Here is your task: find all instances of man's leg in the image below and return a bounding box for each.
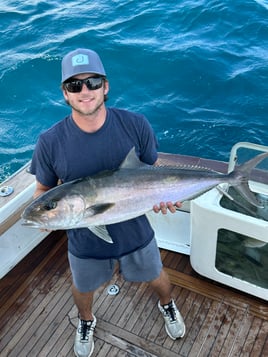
[72,284,94,320]
[148,268,172,305]
[68,253,114,357]
[120,239,186,340]
[149,268,185,340]
[72,285,96,357]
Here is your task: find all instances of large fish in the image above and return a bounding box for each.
[22,148,268,243]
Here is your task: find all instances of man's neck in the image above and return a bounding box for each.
[72,106,107,133]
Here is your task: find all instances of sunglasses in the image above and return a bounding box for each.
[64,76,104,93]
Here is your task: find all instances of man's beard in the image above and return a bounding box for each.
[68,98,104,117]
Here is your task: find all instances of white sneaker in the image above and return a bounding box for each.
[74,315,96,357]
[158,300,185,339]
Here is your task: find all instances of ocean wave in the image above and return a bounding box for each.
[0,0,268,180]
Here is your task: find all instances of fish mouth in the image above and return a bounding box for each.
[21,215,52,228]
[21,219,43,228]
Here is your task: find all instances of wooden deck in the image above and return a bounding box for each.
[0,231,268,357]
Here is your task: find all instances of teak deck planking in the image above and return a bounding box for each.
[0,231,267,357]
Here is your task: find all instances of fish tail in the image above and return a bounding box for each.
[230,152,268,207]
[232,182,261,207]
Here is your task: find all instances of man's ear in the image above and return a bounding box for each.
[62,88,68,100]
[104,80,109,95]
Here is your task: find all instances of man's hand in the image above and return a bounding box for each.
[153,201,182,214]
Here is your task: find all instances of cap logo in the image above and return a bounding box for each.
[71,54,89,67]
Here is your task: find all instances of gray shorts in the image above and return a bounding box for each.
[68,238,163,293]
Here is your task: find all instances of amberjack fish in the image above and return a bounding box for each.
[22,148,268,243]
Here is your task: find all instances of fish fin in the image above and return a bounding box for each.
[217,186,259,215]
[231,152,268,208]
[156,162,220,173]
[85,203,114,216]
[235,152,268,174]
[232,182,262,207]
[88,225,114,244]
[119,147,147,169]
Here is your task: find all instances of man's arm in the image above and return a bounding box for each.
[33,180,53,198]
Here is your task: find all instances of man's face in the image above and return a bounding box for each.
[63,73,109,117]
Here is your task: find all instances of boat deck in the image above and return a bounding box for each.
[0,232,267,357]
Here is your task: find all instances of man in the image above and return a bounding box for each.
[30,48,185,357]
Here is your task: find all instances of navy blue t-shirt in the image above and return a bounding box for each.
[30,107,158,259]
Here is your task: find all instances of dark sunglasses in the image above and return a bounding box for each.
[64,76,104,93]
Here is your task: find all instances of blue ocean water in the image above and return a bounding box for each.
[1,0,268,182]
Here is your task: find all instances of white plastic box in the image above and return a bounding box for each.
[190,184,268,301]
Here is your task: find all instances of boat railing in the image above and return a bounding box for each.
[228,142,268,173]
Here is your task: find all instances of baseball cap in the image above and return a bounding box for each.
[61,48,106,83]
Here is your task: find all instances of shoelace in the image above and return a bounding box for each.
[163,303,177,322]
[79,320,94,341]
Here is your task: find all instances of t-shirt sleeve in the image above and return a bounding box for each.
[138,115,158,165]
[30,135,59,187]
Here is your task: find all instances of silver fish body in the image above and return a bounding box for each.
[22,148,268,233]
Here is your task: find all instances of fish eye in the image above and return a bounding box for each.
[44,200,57,210]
